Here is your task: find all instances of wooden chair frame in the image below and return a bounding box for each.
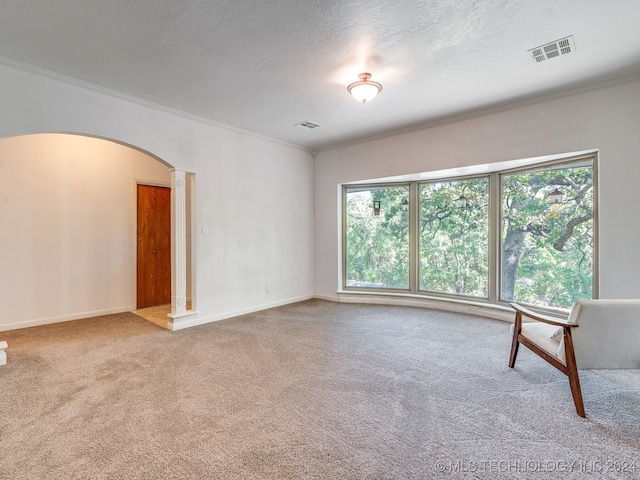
[509,303,585,417]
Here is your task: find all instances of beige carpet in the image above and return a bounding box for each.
[1,300,639,479]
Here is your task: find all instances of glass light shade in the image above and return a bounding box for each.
[350,83,379,103]
[347,73,382,104]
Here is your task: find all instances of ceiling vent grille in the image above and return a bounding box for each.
[294,121,321,129]
[529,36,575,63]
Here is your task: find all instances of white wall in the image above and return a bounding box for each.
[0,134,171,329]
[0,60,315,331]
[191,129,315,325]
[314,78,640,305]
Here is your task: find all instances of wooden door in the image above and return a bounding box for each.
[137,185,171,308]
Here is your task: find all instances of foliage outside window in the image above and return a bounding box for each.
[343,154,596,311]
[419,178,489,297]
[501,164,594,309]
[345,185,410,289]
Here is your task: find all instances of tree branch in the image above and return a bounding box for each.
[553,212,593,251]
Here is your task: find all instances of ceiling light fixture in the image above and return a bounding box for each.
[347,72,382,104]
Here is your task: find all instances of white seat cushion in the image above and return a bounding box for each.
[512,322,563,362]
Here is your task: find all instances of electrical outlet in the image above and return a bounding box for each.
[469,305,479,312]
[265,283,271,293]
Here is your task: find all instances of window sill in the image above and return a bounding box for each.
[334,290,515,322]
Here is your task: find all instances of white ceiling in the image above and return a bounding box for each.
[1,0,640,151]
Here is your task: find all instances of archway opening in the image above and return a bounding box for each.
[0,133,195,331]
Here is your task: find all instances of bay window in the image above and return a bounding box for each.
[342,153,596,310]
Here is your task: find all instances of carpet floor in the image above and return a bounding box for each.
[1,299,638,479]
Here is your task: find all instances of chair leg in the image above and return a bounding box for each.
[567,369,585,417]
[508,334,520,368]
[564,330,585,417]
[508,312,521,368]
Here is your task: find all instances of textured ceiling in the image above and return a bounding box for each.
[1,0,640,151]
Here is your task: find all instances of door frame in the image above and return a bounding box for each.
[132,170,197,326]
[132,179,171,310]
[136,183,172,309]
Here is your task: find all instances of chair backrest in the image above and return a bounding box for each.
[570,299,640,369]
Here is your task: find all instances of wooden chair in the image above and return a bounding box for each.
[509,303,584,416]
[509,300,640,418]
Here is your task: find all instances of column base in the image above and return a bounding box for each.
[0,341,7,366]
[167,310,198,320]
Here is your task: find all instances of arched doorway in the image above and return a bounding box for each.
[0,133,195,331]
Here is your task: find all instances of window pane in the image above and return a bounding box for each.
[419,178,489,297]
[501,164,593,309]
[345,186,410,289]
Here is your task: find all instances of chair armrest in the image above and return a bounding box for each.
[510,303,577,328]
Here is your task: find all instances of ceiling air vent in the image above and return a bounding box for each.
[294,121,321,129]
[529,36,575,63]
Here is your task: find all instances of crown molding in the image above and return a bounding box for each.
[316,71,640,154]
[0,55,312,154]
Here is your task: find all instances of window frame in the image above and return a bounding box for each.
[417,174,492,301]
[497,155,599,309]
[341,152,599,312]
[342,182,412,293]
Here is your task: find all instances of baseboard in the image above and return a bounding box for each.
[168,294,315,331]
[205,292,515,323]
[0,306,134,332]
[0,293,514,333]
[316,292,515,323]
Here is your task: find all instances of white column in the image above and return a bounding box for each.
[0,341,7,366]
[169,169,187,318]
